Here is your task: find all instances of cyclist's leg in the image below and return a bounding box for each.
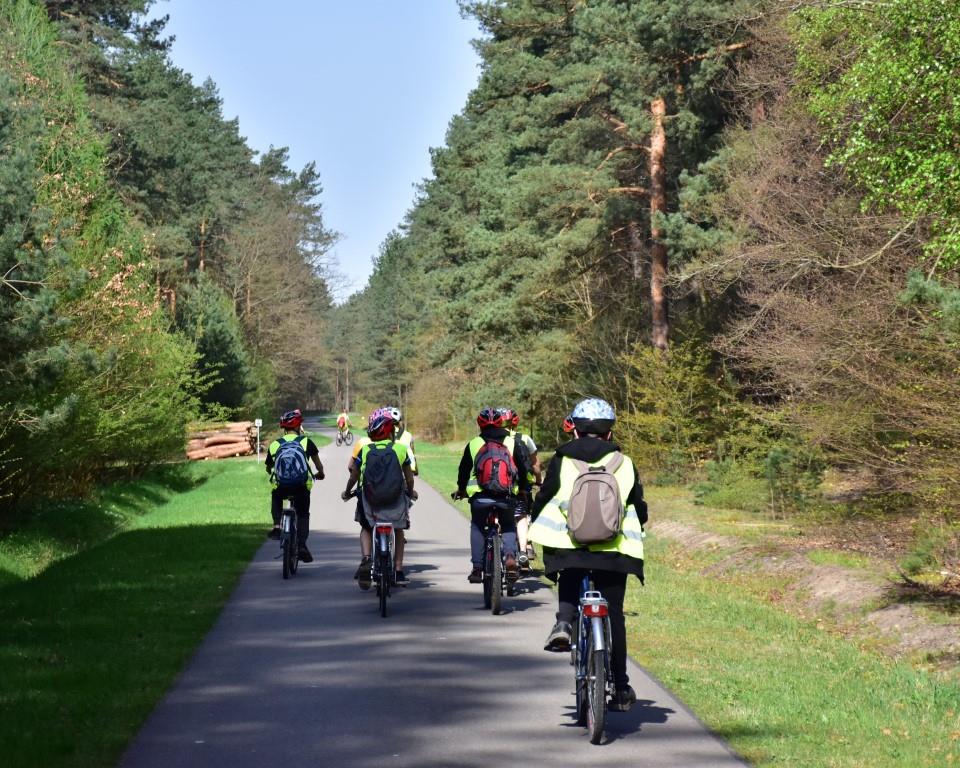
[498,501,519,562]
[468,500,487,571]
[294,486,311,545]
[270,488,283,532]
[593,570,629,688]
[544,568,582,650]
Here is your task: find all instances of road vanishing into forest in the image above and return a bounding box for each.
[119,422,747,768]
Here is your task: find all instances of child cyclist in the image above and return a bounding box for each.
[528,397,647,711]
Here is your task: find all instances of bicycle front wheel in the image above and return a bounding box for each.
[345,431,354,445]
[490,535,503,615]
[586,646,608,744]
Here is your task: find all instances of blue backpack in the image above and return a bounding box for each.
[273,436,310,488]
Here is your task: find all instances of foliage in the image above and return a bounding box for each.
[795,0,960,268]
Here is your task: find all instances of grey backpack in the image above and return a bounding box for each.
[565,453,625,545]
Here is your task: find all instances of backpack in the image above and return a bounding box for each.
[273,437,310,488]
[363,441,405,506]
[474,440,517,496]
[565,453,625,545]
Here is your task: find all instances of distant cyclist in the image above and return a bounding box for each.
[336,409,351,437]
[528,397,647,712]
[265,409,325,563]
[455,407,532,584]
[342,408,417,588]
[499,407,542,567]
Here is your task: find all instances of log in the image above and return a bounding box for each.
[204,443,253,459]
[204,434,253,448]
[187,438,206,452]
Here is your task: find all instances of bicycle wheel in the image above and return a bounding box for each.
[290,514,300,575]
[378,551,390,617]
[490,535,503,615]
[586,646,608,744]
[281,519,293,580]
[345,431,354,445]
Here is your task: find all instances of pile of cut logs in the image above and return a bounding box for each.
[186,421,257,460]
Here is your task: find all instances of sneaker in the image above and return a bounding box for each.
[268,527,281,540]
[394,570,409,585]
[544,621,573,652]
[610,685,637,712]
[356,556,372,590]
[467,567,484,584]
[525,545,536,561]
[297,544,313,563]
[504,554,519,582]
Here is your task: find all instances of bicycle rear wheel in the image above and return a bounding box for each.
[378,551,390,617]
[281,526,293,580]
[490,535,503,615]
[586,646,608,744]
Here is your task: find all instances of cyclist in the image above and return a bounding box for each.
[387,406,418,475]
[336,409,351,438]
[341,408,417,588]
[454,407,532,584]
[499,407,542,568]
[528,397,647,712]
[265,409,325,562]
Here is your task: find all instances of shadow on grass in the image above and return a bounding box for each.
[0,521,263,768]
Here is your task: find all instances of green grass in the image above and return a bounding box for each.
[807,548,876,570]
[414,439,470,517]
[0,459,269,768]
[416,440,960,767]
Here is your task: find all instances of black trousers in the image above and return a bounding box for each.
[557,569,629,688]
[271,486,311,544]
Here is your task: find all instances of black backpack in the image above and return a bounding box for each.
[273,436,310,488]
[363,441,405,506]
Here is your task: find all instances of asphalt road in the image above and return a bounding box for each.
[119,427,747,768]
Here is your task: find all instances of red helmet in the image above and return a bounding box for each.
[499,407,519,428]
[280,409,302,430]
[367,408,394,440]
[477,407,502,429]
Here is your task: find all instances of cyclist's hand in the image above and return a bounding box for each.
[314,471,324,480]
[341,490,353,501]
[408,489,419,501]
[451,490,464,501]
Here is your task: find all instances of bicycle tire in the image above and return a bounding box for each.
[290,513,300,575]
[587,646,608,744]
[345,431,354,445]
[281,522,292,580]
[490,535,503,615]
[379,552,389,617]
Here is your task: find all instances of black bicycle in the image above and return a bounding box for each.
[335,427,354,447]
[572,573,614,743]
[461,495,519,614]
[279,497,299,580]
[371,518,395,618]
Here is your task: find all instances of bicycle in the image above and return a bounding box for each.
[456,494,518,614]
[279,497,299,580]
[335,427,354,447]
[371,517,395,618]
[572,573,614,744]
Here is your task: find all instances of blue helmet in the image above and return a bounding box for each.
[570,398,615,436]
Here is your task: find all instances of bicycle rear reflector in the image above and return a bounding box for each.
[583,602,609,618]
[375,525,392,535]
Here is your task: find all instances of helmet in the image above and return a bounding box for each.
[498,407,519,428]
[561,414,575,433]
[570,397,615,435]
[386,406,402,423]
[279,409,302,430]
[367,408,394,440]
[476,407,503,429]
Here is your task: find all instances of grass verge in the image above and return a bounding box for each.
[0,459,270,768]
[416,439,960,767]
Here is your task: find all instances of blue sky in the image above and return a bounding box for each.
[152,1,482,296]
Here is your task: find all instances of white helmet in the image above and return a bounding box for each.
[386,406,402,423]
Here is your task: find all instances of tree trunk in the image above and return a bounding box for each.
[648,96,669,350]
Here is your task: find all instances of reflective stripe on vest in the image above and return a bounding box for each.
[528,452,644,559]
[465,434,517,496]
